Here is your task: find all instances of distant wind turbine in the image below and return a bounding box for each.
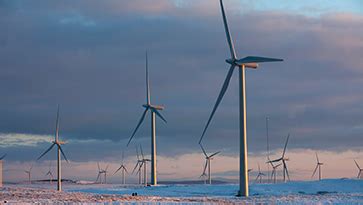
[254,164,265,183]
[127,51,167,186]
[24,164,33,184]
[96,163,108,184]
[354,160,362,179]
[200,144,220,185]
[37,105,69,191]
[139,145,150,186]
[267,134,290,182]
[312,152,324,181]
[114,151,128,184]
[45,162,54,184]
[132,146,144,185]
[198,0,283,197]
[268,160,282,184]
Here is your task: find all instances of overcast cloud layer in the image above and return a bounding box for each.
[0,0,362,181]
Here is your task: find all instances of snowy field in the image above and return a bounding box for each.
[1,179,363,204]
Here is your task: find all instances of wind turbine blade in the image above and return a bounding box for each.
[146,51,150,105]
[140,145,144,159]
[0,154,6,160]
[136,146,140,160]
[282,134,290,158]
[123,166,129,174]
[58,145,69,162]
[311,165,318,178]
[258,164,261,173]
[127,108,148,146]
[37,143,56,160]
[268,158,282,163]
[316,152,320,163]
[219,0,236,59]
[236,56,283,64]
[152,108,167,123]
[97,162,100,171]
[199,144,208,157]
[55,105,60,142]
[354,160,361,170]
[202,160,208,174]
[199,65,235,144]
[132,162,140,174]
[254,175,260,183]
[358,170,362,179]
[210,151,221,158]
[284,161,290,181]
[105,165,109,171]
[121,151,125,164]
[96,173,101,182]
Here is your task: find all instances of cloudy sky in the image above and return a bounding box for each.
[0,0,362,183]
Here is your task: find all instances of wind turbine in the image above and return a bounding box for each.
[254,164,265,183]
[267,134,290,182]
[96,163,109,184]
[0,154,6,160]
[45,162,54,184]
[132,146,144,185]
[96,162,103,184]
[354,160,362,179]
[139,145,150,186]
[114,151,128,184]
[37,105,69,191]
[200,144,220,184]
[312,153,323,181]
[198,0,283,196]
[24,164,33,184]
[127,51,167,186]
[268,161,282,184]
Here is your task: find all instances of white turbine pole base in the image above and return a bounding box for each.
[57,146,61,191]
[151,112,157,185]
[122,170,125,185]
[208,159,211,184]
[238,65,249,197]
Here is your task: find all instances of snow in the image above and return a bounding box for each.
[2,179,363,204]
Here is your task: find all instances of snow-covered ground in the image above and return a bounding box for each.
[2,179,363,204]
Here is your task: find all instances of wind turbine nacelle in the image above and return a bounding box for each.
[244,63,258,69]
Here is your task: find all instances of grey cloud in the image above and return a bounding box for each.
[0,0,362,163]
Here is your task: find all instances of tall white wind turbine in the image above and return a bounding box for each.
[312,152,323,181]
[354,160,362,179]
[200,144,220,185]
[127,52,167,186]
[198,0,283,196]
[114,151,128,184]
[37,105,69,191]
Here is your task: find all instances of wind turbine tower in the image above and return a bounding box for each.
[198,0,283,196]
